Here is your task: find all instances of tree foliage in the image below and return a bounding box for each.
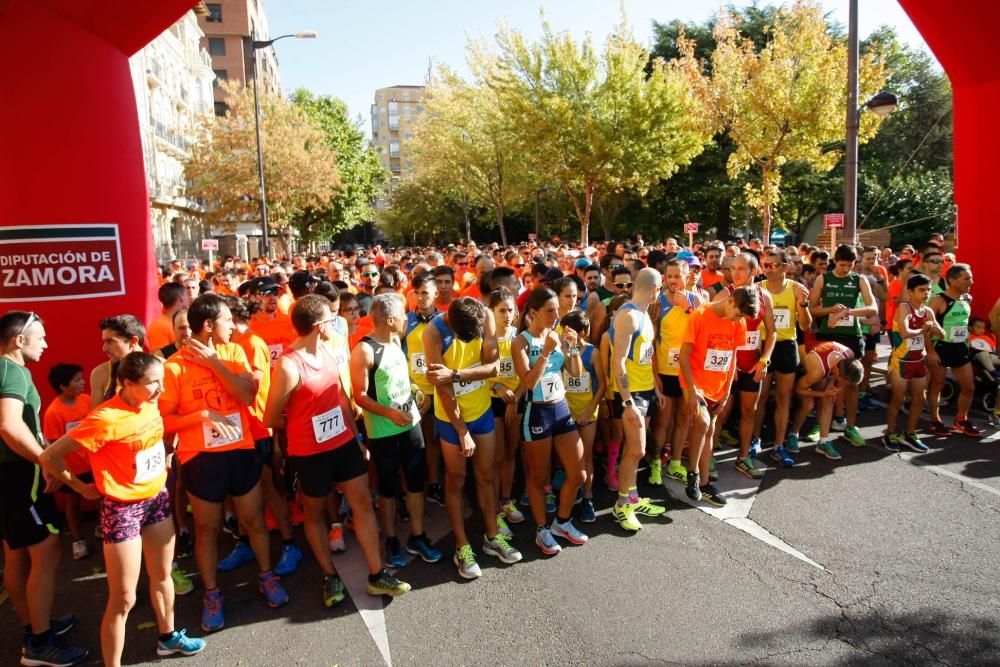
[186,80,340,233]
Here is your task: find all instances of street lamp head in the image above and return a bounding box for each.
[294,31,318,39]
[865,91,898,117]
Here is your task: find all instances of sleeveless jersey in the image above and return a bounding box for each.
[937,293,971,344]
[608,303,655,392]
[361,336,419,439]
[810,340,852,376]
[565,344,598,420]
[283,345,354,457]
[403,309,440,396]
[431,315,491,422]
[768,280,798,342]
[492,326,520,392]
[520,330,566,403]
[890,302,929,364]
[656,291,697,377]
[818,272,862,337]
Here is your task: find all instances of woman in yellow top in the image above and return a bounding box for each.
[487,287,525,530]
[40,352,206,665]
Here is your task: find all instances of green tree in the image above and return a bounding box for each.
[376,175,472,246]
[489,15,713,246]
[186,81,340,235]
[290,89,387,242]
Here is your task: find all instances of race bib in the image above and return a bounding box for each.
[836,314,856,328]
[410,352,427,375]
[908,335,925,352]
[667,348,680,369]
[951,326,969,343]
[539,372,565,402]
[312,406,347,443]
[393,397,421,426]
[773,308,791,330]
[453,367,485,397]
[638,341,653,366]
[64,420,81,434]
[970,338,992,352]
[498,356,515,378]
[134,441,166,484]
[704,349,733,372]
[267,343,283,362]
[565,372,591,394]
[738,330,760,351]
[203,413,243,448]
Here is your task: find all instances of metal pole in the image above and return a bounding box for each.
[534,190,540,239]
[251,36,270,259]
[843,0,860,246]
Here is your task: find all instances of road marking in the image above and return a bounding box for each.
[664,449,826,571]
[899,451,1000,497]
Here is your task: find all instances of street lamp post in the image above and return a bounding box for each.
[249,30,316,258]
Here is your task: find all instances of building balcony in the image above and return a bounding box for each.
[153,119,192,156]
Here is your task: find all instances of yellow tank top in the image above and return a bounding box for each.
[768,280,798,342]
[656,294,694,377]
[431,316,491,422]
[610,304,655,393]
[492,327,520,391]
[403,312,435,395]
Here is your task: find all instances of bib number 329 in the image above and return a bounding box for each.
[704,349,733,372]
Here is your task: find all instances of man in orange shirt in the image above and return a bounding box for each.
[247,277,296,365]
[700,243,725,290]
[678,288,758,505]
[147,283,186,354]
[159,294,288,633]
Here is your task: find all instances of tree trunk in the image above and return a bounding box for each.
[496,203,507,247]
[761,204,771,246]
[716,196,732,241]
[461,193,471,243]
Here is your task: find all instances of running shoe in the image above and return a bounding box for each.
[483,533,522,564]
[274,543,303,576]
[171,563,194,596]
[718,429,738,447]
[51,614,76,637]
[842,426,866,448]
[927,420,951,436]
[612,503,642,532]
[648,459,662,485]
[258,571,289,608]
[217,540,254,572]
[535,527,563,555]
[857,394,878,411]
[785,434,800,454]
[735,456,762,479]
[551,518,589,545]
[21,634,87,667]
[771,446,794,468]
[699,484,727,507]
[453,544,482,579]
[200,589,224,633]
[71,539,89,561]
[902,432,930,453]
[816,440,842,460]
[222,514,238,536]
[385,537,407,569]
[632,497,666,517]
[175,531,194,559]
[748,437,762,457]
[496,513,513,538]
[322,573,346,608]
[427,483,445,507]
[803,424,821,443]
[579,498,596,523]
[552,469,566,491]
[156,629,206,657]
[881,432,902,453]
[708,457,718,481]
[502,499,525,524]
[952,419,983,438]
[666,459,688,482]
[396,504,410,524]
[367,570,411,597]
[544,491,557,514]
[328,523,346,553]
[405,534,443,563]
[604,467,620,492]
[685,471,702,502]
[831,417,847,432]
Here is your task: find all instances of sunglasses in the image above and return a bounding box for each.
[362,271,379,277]
[615,282,633,289]
[313,316,338,327]
[18,311,40,335]
[924,259,942,264]
[763,262,784,269]
[456,262,468,267]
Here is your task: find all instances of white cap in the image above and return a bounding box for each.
[583,246,598,257]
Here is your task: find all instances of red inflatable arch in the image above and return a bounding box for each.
[898,0,1000,314]
[0,1,196,402]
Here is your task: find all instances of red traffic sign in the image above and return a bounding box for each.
[201,239,219,251]
[528,233,537,241]
[824,214,844,230]
[683,222,699,234]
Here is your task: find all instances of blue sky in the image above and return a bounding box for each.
[266,1,935,134]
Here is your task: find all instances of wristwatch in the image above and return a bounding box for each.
[452,370,461,384]
[622,398,634,408]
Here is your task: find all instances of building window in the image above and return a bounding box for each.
[212,69,227,87]
[206,3,223,22]
[214,102,228,117]
[389,142,400,157]
[402,92,410,101]
[208,37,226,56]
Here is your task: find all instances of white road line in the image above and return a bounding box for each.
[899,451,1000,498]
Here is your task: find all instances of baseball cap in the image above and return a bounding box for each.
[288,270,317,292]
[677,251,702,268]
[249,276,280,295]
[574,257,592,270]
[583,246,598,257]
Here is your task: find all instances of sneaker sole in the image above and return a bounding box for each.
[367,584,411,597]
[259,588,289,609]
[816,450,842,460]
[453,556,482,580]
[504,513,526,524]
[551,527,588,545]
[21,654,88,667]
[579,515,596,524]
[901,443,929,452]
[701,497,727,507]
[534,539,562,555]
[736,465,762,479]
[483,544,523,564]
[612,512,642,532]
[157,645,206,657]
[200,622,224,634]
[770,457,793,469]
[404,546,443,563]
[633,508,666,517]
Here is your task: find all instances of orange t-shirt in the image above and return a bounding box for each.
[43,394,92,476]
[460,282,482,300]
[277,292,294,316]
[70,396,166,502]
[701,270,724,289]
[680,304,746,403]
[231,328,271,440]
[248,313,297,365]
[159,343,255,463]
[349,317,375,350]
[146,313,175,353]
[886,279,904,332]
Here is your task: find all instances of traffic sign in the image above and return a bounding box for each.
[683,222,699,234]
[528,233,537,241]
[201,239,219,251]
[823,214,844,230]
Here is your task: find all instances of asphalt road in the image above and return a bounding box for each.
[3,388,999,666]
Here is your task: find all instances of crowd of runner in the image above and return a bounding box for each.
[2,232,998,666]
